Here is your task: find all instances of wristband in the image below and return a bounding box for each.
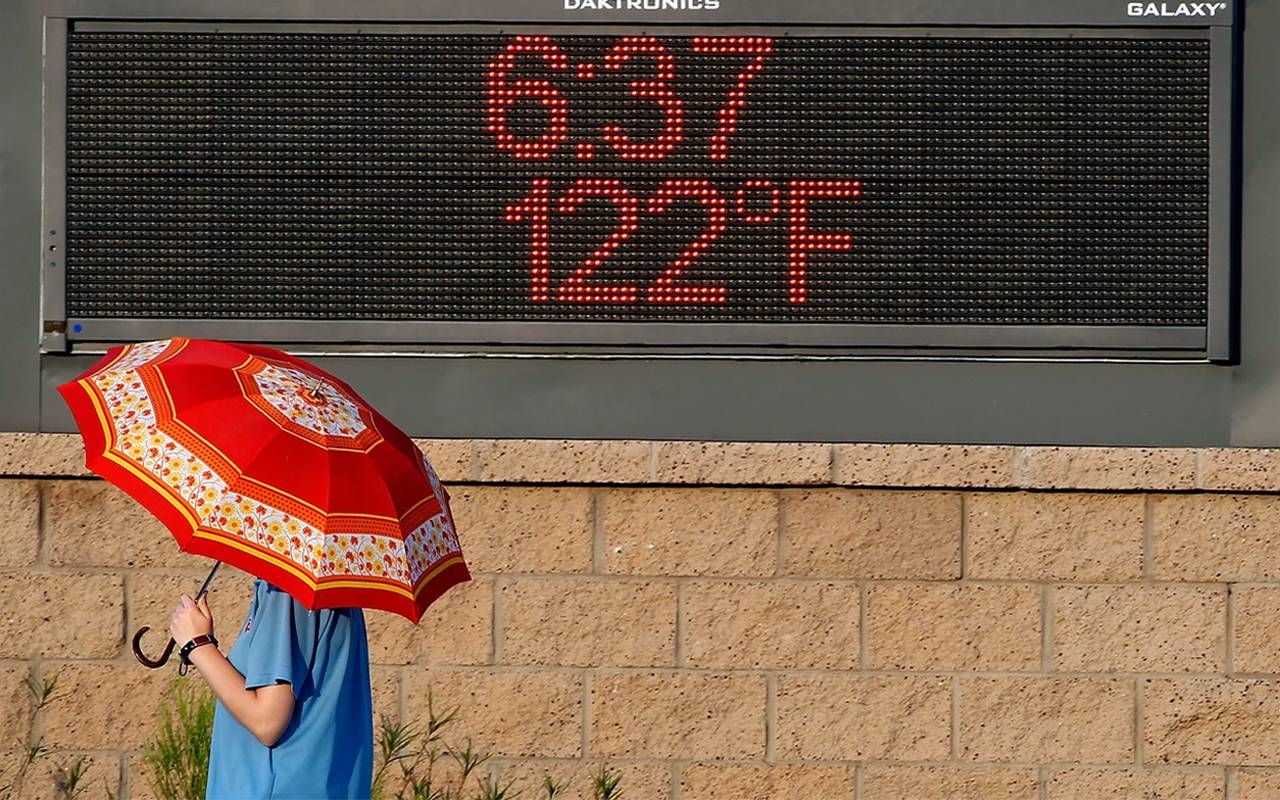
[178,633,218,675]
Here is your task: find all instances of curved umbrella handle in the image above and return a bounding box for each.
[131,560,223,671]
[132,626,175,668]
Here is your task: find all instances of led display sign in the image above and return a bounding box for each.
[41,2,1237,356]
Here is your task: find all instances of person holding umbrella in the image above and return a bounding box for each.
[169,576,373,798]
[57,337,471,799]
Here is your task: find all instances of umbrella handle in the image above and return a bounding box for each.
[130,560,223,670]
[131,626,175,668]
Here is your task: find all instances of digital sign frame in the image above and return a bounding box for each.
[38,0,1240,362]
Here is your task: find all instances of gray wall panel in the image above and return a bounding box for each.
[40,352,1232,445]
[0,0,44,430]
[6,1,1277,445]
[1226,0,1279,445]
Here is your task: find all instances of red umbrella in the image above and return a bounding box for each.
[57,337,470,669]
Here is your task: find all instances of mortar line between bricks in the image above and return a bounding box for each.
[581,670,592,759]
[858,584,868,671]
[27,659,1266,679]
[16,464,1280,495]
[14,474,1237,493]
[36,481,48,565]
[472,576,1236,589]
[1225,765,1237,799]
[1143,493,1154,581]
[1225,583,1235,676]
[121,573,131,663]
[774,489,785,577]
[850,759,1225,771]
[592,491,605,575]
[41,568,1255,588]
[853,763,862,800]
[485,758,498,791]
[764,672,776,762]
[5,747,144,757]
[493,576,506,664]
[675,579,685,668]
[1134,677,1146,767]
[423,479,1223,493]
[1042,585,1053,672]
[1039,765,1048,800]
[336,754,1226,770]
[484,755,693,765]
[671,759,687,800]
[118,751,128,800]
[31,658,44,750]
[950,675,959,759]
[398,665,407,726]
[959,492,968,579]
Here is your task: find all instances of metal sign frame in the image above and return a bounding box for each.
[39,1,1240,361]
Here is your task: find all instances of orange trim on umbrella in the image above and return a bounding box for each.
[60,337,470,625]
[83,382,202,529]
[83,355,442,533]
[158,361,440,527]
[100,429,456,602]
[189,525,466,599]
[145,366,430,533]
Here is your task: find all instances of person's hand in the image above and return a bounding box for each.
[169,594,214,644]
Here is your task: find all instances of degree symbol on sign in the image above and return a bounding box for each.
[735,179,781,224]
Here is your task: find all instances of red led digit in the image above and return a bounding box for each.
[646,179,729,304]
[735,179,780,224]
[692,36,772,161]
[557,178,641,303]
[488,36,571,159]
[505,177,553,302]
[601,37,684,161]
[787,180,862,304]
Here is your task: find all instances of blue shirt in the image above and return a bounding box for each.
[206,577,373,800]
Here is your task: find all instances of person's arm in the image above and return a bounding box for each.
[170,594,296,747]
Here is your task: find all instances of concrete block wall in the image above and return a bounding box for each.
[5,433,1280,799]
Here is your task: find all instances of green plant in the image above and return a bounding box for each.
[371,687,457,800]
[591,764,622,800]
[51,755,89,799]
[0,670,64,800]
[473,774,519,800]
[141,674,216,800]
[371,688,621,800]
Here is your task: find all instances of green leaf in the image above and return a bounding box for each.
[141,675,215,800]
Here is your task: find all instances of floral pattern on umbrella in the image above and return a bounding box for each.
[61,337,470,623]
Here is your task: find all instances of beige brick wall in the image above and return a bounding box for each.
[6,434,1280,798]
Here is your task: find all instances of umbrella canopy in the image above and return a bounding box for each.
[57,337,470,625]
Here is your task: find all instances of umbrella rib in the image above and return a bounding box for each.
[62,338,468,625]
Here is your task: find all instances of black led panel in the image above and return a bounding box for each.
[63,31,1210,328]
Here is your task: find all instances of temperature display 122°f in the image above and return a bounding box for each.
[472,33,1209,325]
[62,31,1213,330]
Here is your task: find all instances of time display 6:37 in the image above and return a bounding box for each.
[487,35,862,305]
